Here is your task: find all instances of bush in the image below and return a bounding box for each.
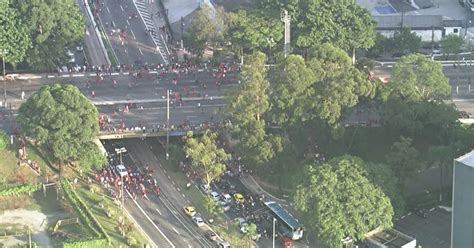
[0,182,41,197]
[0,130,8,150]
[62,238,108,248]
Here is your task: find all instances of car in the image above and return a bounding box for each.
[200,184,212,195]
[210,191,220,201]
[205,230,218,241]
[240,222,249,233]
[115,164,128,177]
[219,201,231,212]
[192,216,205,227]
[67,50,75,63]
[183,206,196,217]
[233,193,245,204]
[221,193,232,203]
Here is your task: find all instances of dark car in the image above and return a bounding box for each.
[205,230,218,241]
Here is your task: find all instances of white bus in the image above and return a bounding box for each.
[264,201,304,240]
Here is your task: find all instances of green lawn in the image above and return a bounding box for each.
[74,181,149,247]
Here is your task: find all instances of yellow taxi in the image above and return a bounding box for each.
[183,206,196,217]
[233,193,245,204]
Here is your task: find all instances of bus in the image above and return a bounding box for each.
[264,201,304,240]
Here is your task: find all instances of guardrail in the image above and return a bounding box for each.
[84,0,110,65]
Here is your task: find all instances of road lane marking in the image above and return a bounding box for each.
[139,48,143,55]
[130,29,136,39]
[47,75,55,78]
[155,208,162,215]
[72,74,84,77]
[172,227,179,234]
[129,191,175,247]
[126,20,130,27]
[120,5,124,11]
[106,6,110,13]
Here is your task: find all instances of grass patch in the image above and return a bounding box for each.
[74,181,148,247]
[0,149,20,184]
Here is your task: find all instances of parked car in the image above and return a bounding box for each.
[192,216,205,227]
[200,184,212,195]
[210,191,220,201]
[205,230,218,241]
[221,193,232,203]
[233,193,245,204]
[183,206,196,217]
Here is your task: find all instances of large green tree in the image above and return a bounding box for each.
[0,0,31,66]
[386,136,419,187]
[271,44,375,126]
[76,142,107,173]
[11,0,84,70]
[294,155,393,248]
[17,84,99,171]
[389,28,422,56]
[380,53,451,102]
[226,10,283,53]
[227,52,282,165]
[183,5,226,57]
[257,0,376,52]
[183,130,230,187]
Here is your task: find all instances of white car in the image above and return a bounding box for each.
[221,193,232,203]
[210,191,220,201]
[115,164,128,177]
[200,184,212,195]
[192,216,205,227]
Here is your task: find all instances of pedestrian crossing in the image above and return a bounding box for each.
[132,0,170,65]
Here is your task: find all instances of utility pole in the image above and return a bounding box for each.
[1,49,6,106]
[281,10,291,58]
[115,146,127,226]
[272,217,276,248]
[166,89,170,160]
[181,16,184,49]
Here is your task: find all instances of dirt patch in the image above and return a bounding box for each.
[0,209,62,247]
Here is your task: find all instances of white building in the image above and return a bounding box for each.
[373,15,463,42]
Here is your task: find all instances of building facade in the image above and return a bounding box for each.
[451,150,474,248]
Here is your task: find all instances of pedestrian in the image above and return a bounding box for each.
[21,91,25,100]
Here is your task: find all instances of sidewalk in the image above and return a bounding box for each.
[239,175,289,206]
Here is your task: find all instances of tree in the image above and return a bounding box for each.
[183,130,230,187]
[294,155,393,248]
[258,0,376,52]
[183,5,226,57]
[0,130,8,150]
[245,223,258,242]
[76,142,107,172]
[17,84,99,172]
[11,0,85,70]
[390,28,421,56]
[227,52,282,165]
[226,10,283,53]
[386,136,419,187]
[0,0,31,66]
[440,34,464,55]
[203,196,223,217]
[380,53,451,102]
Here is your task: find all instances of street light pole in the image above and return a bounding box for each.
[115,146,127,227]
[1,49,6,105]
[272,217,276,248]
[166,89,170,160]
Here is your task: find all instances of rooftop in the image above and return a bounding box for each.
[264,201,302,229]
[366,228,416,247]
[373,15,463,29]
[455,150,474,168]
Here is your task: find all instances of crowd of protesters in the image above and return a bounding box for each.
[94,153,161,204]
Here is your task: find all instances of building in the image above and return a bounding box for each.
[365,228,416,248]
[451,150,474,248]
[373,15,463,42]
[460,0,474,12]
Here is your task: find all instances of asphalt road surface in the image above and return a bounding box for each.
[94,0,167,65]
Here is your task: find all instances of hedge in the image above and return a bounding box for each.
[0,183,41,197]
[62,238,108,248]
[60,180,110,242]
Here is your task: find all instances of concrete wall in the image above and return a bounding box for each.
[451,159,474,248]
[377,27,462,42]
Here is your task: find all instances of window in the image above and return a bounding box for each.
[454,28,459,33]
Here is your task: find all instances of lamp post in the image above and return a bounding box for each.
[272,217,276,248]
[166,89,170,160]
[115,147,127,227]
[1,49,7,105]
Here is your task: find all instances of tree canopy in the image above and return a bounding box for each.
[0,0,31,66]
[294,155,393,248]
[389,28,421,56]
[226,9,283,52]
[440,34,464,55]
[380,53,451,102]
[17,84,99,167]
[257,0,376,51]
[183,5,226,57]
[10,0,85,70]
[183,130,230,187]
[227,52,282,165]
[271,44,375,126]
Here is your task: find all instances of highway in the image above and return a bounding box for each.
[93,0,169,65]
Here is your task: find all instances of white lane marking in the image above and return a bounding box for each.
[155,208,162,216]
[106,6,110,13]
[111,72,119,76]
[126,20,130,27]
[139,48,143,55]
[61,75,70,78]
[172,227,179,234]
[130,29,136,39]
[128,191,176,247]
[72,74,85,77]
[47,75,55,78]
[120,5,124,11]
